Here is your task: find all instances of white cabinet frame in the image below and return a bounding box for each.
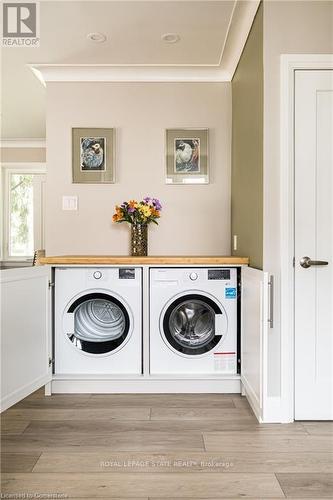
[0,266,52,411]
[1,263,270,422]
[240,267,269,422]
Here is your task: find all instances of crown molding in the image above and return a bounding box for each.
[29,0,260,85]
[220,0,260,78]
[29,64,233,84]
[0,139,46,148]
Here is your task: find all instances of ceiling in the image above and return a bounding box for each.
[1,0,258,139]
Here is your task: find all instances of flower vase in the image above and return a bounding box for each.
[131,222,148,256]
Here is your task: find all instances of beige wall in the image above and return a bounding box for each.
[263,0,333,396]
[263,0,333,275]
[231,3,263,270]
[0,148,46,163]
[45,82,231,256]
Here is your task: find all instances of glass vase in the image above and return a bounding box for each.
[131,222,148,256]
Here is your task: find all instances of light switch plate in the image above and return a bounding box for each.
[62,196,78,211]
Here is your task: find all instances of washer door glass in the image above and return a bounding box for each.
[163,294,224,355]
[67,293,130,354]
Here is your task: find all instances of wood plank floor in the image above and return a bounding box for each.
[1,389,333,499]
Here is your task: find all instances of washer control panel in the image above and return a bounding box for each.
[189,272,198,281]
[119,268,135,279]
[208,269,231,280]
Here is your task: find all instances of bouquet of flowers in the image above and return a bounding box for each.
[112,197,162,225]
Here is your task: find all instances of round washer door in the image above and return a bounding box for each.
[161,293,227,356]
[65,292,131,354]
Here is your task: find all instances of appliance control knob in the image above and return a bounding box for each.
[93,271,102,280]
[189,272,198,281]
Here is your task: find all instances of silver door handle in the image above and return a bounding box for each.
[268,275,274,329]
[300,256,329,268]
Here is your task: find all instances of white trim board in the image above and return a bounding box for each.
[51,375,241,394]
[1,162,46,170]
[29,1,260,85]
[241,375,260,421]
[29,65,231,86]
[1,163,46,262]
[280,54,333,423]
[0,139,46,149]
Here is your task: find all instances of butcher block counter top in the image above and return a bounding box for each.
[39,255,249,265]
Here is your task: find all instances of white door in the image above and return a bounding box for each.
[241,267,269,422]
[0,266,52,411]
[295,70,333,420]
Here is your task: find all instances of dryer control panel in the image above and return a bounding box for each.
[85,268,138,283]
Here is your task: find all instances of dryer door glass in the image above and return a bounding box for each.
[67,293,130,354]
[163,294,224,355]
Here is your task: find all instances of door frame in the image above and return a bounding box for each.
[280,54,333,422]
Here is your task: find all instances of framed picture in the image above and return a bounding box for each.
[165,128,209,184]
[72,128,115,183]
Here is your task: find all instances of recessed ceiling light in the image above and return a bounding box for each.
[161,33,180,44]
[87,32,107,43]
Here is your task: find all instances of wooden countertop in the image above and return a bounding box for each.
[39,255,249,265]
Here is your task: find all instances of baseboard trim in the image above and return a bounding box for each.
[51,375,241,394]
[241,374,261,421]
[262,396,282,423]
[1,374,51,412]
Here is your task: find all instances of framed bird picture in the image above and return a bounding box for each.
[165,128,209,184]
[72,128,115,183]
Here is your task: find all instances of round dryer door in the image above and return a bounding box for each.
[65,293,130,354]
[162,294,227,356]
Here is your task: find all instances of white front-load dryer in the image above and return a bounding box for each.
[55,267,142,374]
[150,268,238,375]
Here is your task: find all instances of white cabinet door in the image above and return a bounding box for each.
[1,266,52,411]
[294,70,333,420]
[241,267,269,422]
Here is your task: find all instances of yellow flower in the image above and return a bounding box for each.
[139,204,152,217]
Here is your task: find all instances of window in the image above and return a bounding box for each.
[1,164,46,260]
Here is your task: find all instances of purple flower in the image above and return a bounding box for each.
[152,198,162,211]
[143,197,151,204]
[128,207,135,213]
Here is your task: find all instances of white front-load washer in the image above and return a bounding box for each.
[55,267,142,374]
[150,268,238,375]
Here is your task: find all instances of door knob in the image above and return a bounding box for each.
[300,256,329,268]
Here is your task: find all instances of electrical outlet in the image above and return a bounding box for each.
[233,235,238,251]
